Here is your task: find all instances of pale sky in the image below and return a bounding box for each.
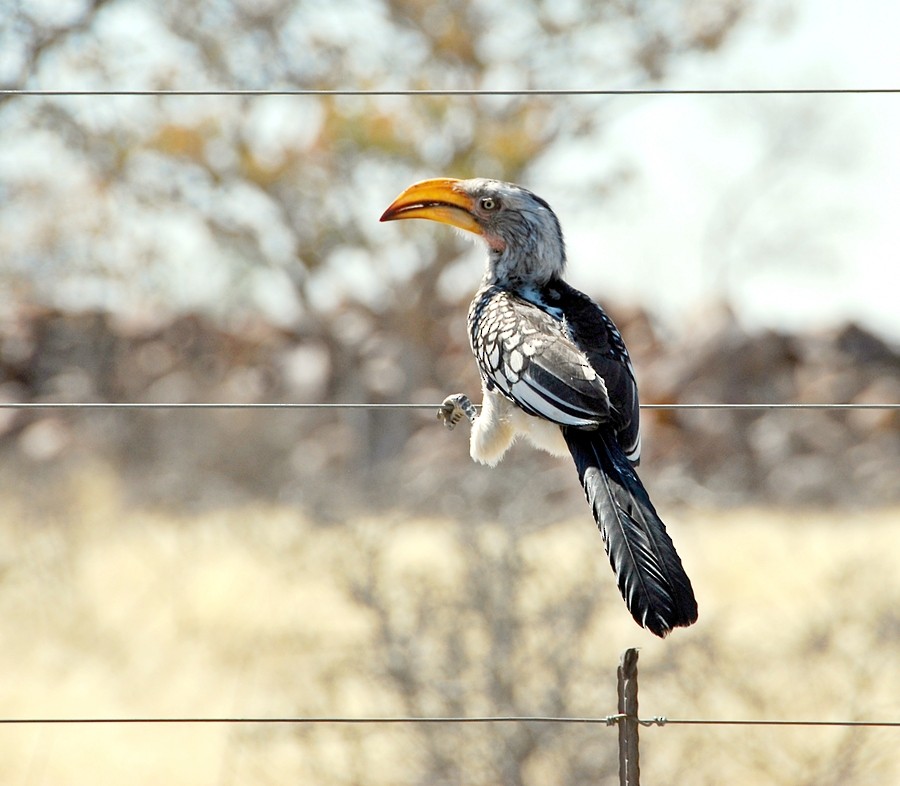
[541,0,900,341]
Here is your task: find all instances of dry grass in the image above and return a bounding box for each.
[1,464,899,785]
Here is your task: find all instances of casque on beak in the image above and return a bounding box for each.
[379,178,483,236]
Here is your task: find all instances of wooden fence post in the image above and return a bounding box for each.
[617,648,640,786]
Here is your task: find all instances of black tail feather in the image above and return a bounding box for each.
[563,427,698,637]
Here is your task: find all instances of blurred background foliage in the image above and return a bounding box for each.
[1,0,896,511]
[3,0,747,321]
[1,1,899,784]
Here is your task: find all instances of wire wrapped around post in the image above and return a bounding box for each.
[618,648,641,786]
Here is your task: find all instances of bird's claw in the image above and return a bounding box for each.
[438,393,477,430]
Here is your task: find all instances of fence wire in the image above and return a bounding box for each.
[1,715,898,728]
[4,88,900,97]
[0,402,897,411]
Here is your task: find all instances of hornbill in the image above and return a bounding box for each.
[380,178,697,637]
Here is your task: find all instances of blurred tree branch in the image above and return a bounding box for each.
[0,0,116,100]
[348,517,617,785]
[0,0,754,467]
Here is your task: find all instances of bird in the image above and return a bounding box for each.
[380,177,697,637]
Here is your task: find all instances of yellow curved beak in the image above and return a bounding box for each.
[379,178,482,235]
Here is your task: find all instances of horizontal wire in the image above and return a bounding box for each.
[0,716,614,726]
[3,88,900,97]
[661,718,900,728]
[0,402,434,411]
[1,715,897,728]
[0,402,896,411]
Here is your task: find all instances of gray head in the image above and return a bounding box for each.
[381,177,567,286]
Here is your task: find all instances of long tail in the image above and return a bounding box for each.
[563,427,698,637]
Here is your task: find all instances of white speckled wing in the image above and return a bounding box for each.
[467,285,611,427]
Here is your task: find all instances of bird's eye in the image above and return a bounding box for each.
[480,197,499,211]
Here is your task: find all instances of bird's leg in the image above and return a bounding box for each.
[438,393,477,430]
[441,389,513,466]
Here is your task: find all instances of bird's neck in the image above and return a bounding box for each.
[485,243,566,290]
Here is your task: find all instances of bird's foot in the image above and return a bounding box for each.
[438,393,477,430]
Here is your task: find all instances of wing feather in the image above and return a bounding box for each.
[468,286,611,427]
